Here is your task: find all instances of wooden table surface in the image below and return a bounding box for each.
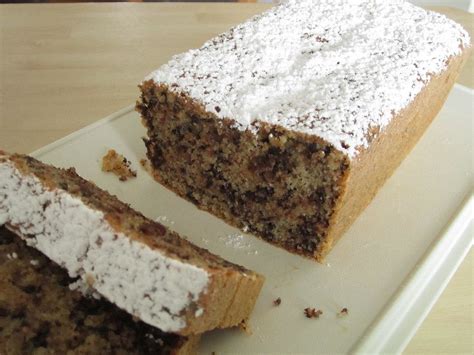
[0,3,472,353]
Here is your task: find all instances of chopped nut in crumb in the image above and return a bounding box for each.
[304,307,323,319]
[273,297,281,306]
[101,149,137,181]
[7,252,18,260]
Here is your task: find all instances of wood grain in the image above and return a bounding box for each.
[0,3,472,354]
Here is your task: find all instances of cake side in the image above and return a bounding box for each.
[0,228,199,355]
[0,153,264,335]
[138,82,350,259]
[321,49,472,259]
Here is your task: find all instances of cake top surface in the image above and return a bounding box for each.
[146,0,470,158]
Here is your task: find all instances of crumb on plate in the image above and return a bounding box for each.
[338,307,349,316]
[101,149,137,181]
[239,319,252,335]
[304,307,323,319]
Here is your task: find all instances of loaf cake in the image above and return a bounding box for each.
[137,0,471,261]
[0,228,199,355]
[0,152,264,335]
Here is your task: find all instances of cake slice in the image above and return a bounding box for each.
[137,0,471,261]
[0,228,200,355]
[0,152,264,336]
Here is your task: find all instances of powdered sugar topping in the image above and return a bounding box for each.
[147,0,470,158]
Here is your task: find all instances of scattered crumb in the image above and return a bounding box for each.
[239,319,252,335]
[30,259,39,266]
[304,307,323,319]
[101,149,137,181]
[338,307,349,316]
[273,297,282,306]
[140,157,153,173]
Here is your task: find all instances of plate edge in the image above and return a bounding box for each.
[31,105,136,158]
[351,192,473,354]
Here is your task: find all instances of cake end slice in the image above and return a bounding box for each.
[0,151,264,335]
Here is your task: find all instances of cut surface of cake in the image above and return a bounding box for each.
[0,228,200,355]
[0,152,264,335]
[137,0,471,261]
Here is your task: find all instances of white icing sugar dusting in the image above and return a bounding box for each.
[219,233,259,255]
[155,215,175,226]
[0,161,209,333]
[147,0,470,158]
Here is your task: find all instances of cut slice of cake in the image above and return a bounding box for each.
[136,0,471,261]
[0,228,200,355]
[0,152,264,336]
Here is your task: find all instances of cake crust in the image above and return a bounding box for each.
[323,51,471,257]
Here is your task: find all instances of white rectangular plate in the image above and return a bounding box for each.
[32,85,473,354]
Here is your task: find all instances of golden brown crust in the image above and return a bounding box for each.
[322,49,472,259]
